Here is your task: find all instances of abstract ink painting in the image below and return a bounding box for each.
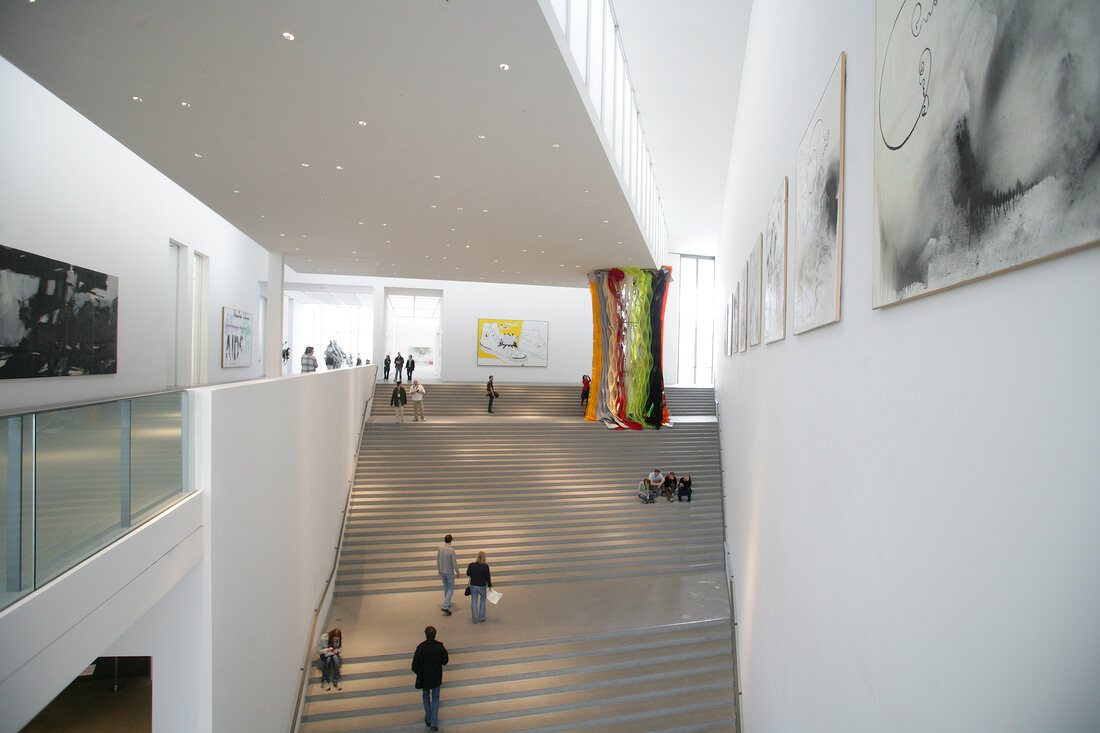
[874,1,1100,306]
[0,244,118,379]
[794,53,846,334]
[764,177,789,344]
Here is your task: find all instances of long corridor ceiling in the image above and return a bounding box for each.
[0,0,748,287]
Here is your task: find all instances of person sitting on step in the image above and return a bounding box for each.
[661,471,677,502]
[677,474,693,502]
[637,479,657,504]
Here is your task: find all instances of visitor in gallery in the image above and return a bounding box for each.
[393,352,404,382]
[436,534,459,616]
[301,346,318,373]
[581,374,591,407]
[409,379,427,421]
[647,468,664,487]
[466,551,493,623]
[383,354,391,380]
[638,479,657,503]
[391,380,408,423]
[317,627,343,691]
[406,356,415,381]
[486,375,498,413]
[661,471,678,502]
[677,474,693,502]
[411,625,449,731]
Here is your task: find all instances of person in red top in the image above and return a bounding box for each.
[581,374,591,408]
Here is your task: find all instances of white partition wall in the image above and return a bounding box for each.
[716,2,1100,732]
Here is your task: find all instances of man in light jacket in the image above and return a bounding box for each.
[436,534,460,616]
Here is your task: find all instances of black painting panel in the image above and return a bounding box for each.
[0,244,118,379]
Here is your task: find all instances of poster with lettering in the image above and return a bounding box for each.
[221,307,252,368]
[794,53,846,334]
[873,1,1100,306]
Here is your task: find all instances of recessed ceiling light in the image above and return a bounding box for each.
[522,249,527,252]
[618,241,623,244]
[603,220,609,224]
[301,162,309,167]
[499,63,510,71]
[180,101,191,108]
[494,259,499,263]
[382,223,387,227]
[433,175,441,179]
[537,235,543,238]
[282,32,295,40]
[456,207,463,211]
[301,234,307,238]
[552,143,560,148]
[578,238,583,241]
[294,246,300,250]
[281,234,287,238]
[424,255,430,258]
[477,134,486,140]
[335,165,343,170]
[351,250,357,254]
[540,250,545,254]
[430,204,437,209]
[260,214,266,218]
[233,189,240,194]
[450,228,456,232]
[465,245,470,248]
[131,95,143,102]
[193,153,203,158]
[482,209,488,213]
[442,256,448,260]
[583,189,590,193]
[385,240,391,243]
[357,120,367,126]
[358,221,364,225]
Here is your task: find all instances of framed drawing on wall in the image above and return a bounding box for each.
[730,286,739,355]
[221,307,252,368]
[738,262,748,352]
[794,52,846,334]
[477,318,548,366]
[723,302,731,357]
[873,1,1100,307]
[764,177,789,344]
[747,235,763,347]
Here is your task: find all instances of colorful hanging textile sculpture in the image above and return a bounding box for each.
[586,266,672,429]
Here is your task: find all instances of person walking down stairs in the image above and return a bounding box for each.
[412,626,449,731]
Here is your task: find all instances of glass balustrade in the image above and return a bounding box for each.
[0,391,191,612]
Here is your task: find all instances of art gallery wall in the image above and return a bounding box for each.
[0,58,270,414]
[715,2,1100,733]
[284,270,613,385]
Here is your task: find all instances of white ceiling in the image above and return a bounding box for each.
[0,0,749,287]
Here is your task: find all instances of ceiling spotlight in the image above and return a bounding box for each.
[301,162,310,167]
[282,32,295,40]
[193,153,203,158]
[499,63,510,71]
[352,250,357,254]
[358,221,364,225]
[465,245,470,248]
[430,204,437,209]
[301,234,307,238]
[180,101,191,108]
[482,209,489,213]
[552,143,560,148]
[477,134,486,140]
[131,95,143,102]
[281,234,286,238]
[294,247,300,251]
[603,220,609,224]
[433,175,441,179]
[583,188,590,193]
[357,120,367,126]
[233,189,240,194]
[335,165,343,170]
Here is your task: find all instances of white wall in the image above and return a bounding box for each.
[0,57,271,413]
[717,3,1100,732]
[197,366,375,733]
[286,271,598,384]
[0,495,204,733]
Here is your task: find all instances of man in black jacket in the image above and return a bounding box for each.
[412,626,449,731]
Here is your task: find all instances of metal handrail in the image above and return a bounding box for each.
[287,389,374,733]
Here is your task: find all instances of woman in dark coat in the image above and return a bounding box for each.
[466,551,492,623]
[383,354,391,380]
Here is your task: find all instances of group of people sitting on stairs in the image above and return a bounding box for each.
[638,467,692,503]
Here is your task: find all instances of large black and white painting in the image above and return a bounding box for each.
[874,1,1100,306]
[748,236,763,347]
[764,177,789,344]
[0,244,118,379]
[795,53,846,334]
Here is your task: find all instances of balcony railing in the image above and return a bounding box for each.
[2,390,193,612]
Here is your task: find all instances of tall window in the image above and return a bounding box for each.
[678,255,715,386]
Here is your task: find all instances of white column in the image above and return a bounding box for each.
[264,253,284,378]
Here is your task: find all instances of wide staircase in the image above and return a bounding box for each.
[303,384,736,732]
